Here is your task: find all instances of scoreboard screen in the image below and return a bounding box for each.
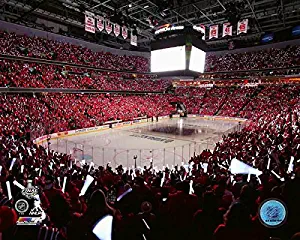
[151,46,186,72]
[189,46,206,73]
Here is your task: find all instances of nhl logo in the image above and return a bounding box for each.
[15,199,29,214]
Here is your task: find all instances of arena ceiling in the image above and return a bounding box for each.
[1,0,300,49]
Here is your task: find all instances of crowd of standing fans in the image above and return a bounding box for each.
[1,83,300,240]
[1,30,300,240]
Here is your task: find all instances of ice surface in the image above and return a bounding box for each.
[50,118,238,169]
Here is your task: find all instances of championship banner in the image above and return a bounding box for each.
[193,24,205,40]
[97,16,105,32]
[237,19,248,35]
[122,26,128,39]
[105,20,113,34]
[114,23,120,37]
[222,22,232,37]
[130,31,137,46]
[85,11,95,33]
[209,25,218,39]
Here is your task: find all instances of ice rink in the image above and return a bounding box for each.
[49,117,240,169]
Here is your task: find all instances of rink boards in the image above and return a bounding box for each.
[35,115,246,169]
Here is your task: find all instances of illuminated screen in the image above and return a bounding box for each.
[189,46,206,73]
[292,26,300,36]
[261,33,274,43]
[151,46,186,72]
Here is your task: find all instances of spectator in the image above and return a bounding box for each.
[213,202,258,240]
[68,189,119,240]
[193,191,224,240]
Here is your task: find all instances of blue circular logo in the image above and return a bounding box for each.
[259,198,287,228]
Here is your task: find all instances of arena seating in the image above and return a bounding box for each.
[1,94,175,138]
[2,85,300,240]
[0,31,149,72]
[0,60,170,91]
[205,45,300,72]
[198,87,230,115]
[2,30,300,240]
[2,84,300,240]
[217,87,256,117]
[199,67,300,80]
[175,87,206,96]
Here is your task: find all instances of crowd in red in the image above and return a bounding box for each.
[218,87,257,117]
[0,31,149,72]
[175,87,206,96]
[2,29,300,240]
[205,45,300,72]
[0,60,170,92]
[199,67,300,80]
[1,83,300,240]
[1,94,174,138]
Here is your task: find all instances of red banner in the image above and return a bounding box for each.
[130,30,137,46]
[209,25,218,39]
[122,26,128,39]
[237,19,248,35]
[85,11,95,33]
[105,20,112,34]
[222,23,232,37]
[193,24,205,40]
[97,16,104,32]
[114,23,120,37]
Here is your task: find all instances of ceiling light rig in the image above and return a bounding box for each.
[223,0,246,26]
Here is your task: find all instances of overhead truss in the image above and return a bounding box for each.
[1,0,300,47]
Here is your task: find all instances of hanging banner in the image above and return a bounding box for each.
[222,22,232,37]
[105,20,113,34]
[237,19,248,35]
[209,25,218,39]
[96,16,105,32]
[85,11,95,33]
[122,26,128,39]
[193,24,206,40]
[114,24,120,37]
[130,31,137,46]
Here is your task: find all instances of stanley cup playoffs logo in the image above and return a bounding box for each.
[14,180,46,225]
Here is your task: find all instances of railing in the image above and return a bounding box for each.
[0,54,153,75]
[0,87,164,95]
[46,138,216,169]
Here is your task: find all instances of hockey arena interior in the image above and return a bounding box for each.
[1,0,300,239]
